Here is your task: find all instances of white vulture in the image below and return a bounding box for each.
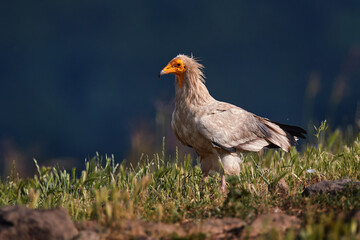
[159,54,306,191]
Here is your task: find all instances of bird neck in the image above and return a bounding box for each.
[175,70,213,106]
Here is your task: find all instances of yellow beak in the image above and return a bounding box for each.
[159,60,186,88]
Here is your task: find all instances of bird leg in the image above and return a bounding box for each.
[212,149,227,193]
[258,150,263,164]
[220,173,226,193]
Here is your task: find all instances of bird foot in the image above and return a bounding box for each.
[202,175,208,184]
[202,173,209,184]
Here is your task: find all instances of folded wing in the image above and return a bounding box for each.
[198,102,306,153]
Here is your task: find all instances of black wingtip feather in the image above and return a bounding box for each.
[270,121,307,139]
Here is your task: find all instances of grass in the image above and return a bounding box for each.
[0,122,360,239]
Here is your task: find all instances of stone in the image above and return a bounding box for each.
[182,217,246,239]
[74,221,103,240]
[75,230,100,240]
[245,213,300,238]
[268,178,289,195]
[0,205,78,240]
[108,217,246,239]
[302,179,360,196]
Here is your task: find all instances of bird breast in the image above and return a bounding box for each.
[171,100,242,176]
[171,105,213,153]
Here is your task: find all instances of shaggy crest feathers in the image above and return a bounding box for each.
[176,54,206,83]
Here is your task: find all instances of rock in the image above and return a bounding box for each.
[0,205,78,240]
[268,178,289,195]
[277,178,290,193]
[120,219,148,239]
[183,217,246,239]
[145,221,186,238]
[107,217,246,239]
[75,230,100,240]
[245,213,300,238]
[302,179,360,196]
[74,221,102,240]
[75,220,101,232]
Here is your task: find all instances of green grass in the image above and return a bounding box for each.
[0,122,360,239]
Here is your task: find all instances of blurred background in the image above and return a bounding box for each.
[0,1,359,177]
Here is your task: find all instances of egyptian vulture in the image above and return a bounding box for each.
[159,54,306,191]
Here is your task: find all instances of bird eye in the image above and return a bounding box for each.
[177,63,181,67]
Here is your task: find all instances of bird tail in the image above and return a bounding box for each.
[258,118,307,152]
[270,121,307,139]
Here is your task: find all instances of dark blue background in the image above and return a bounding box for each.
[1,1,359,175]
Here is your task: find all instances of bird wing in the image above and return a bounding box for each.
[198,102,292,152]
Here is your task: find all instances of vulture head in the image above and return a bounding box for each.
[159,54,205,88]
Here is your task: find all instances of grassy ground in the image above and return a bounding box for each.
[0,122,360,239]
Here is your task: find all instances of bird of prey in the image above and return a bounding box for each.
[159,54,306,191]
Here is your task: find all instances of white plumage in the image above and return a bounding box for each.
[159,54,306,191]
